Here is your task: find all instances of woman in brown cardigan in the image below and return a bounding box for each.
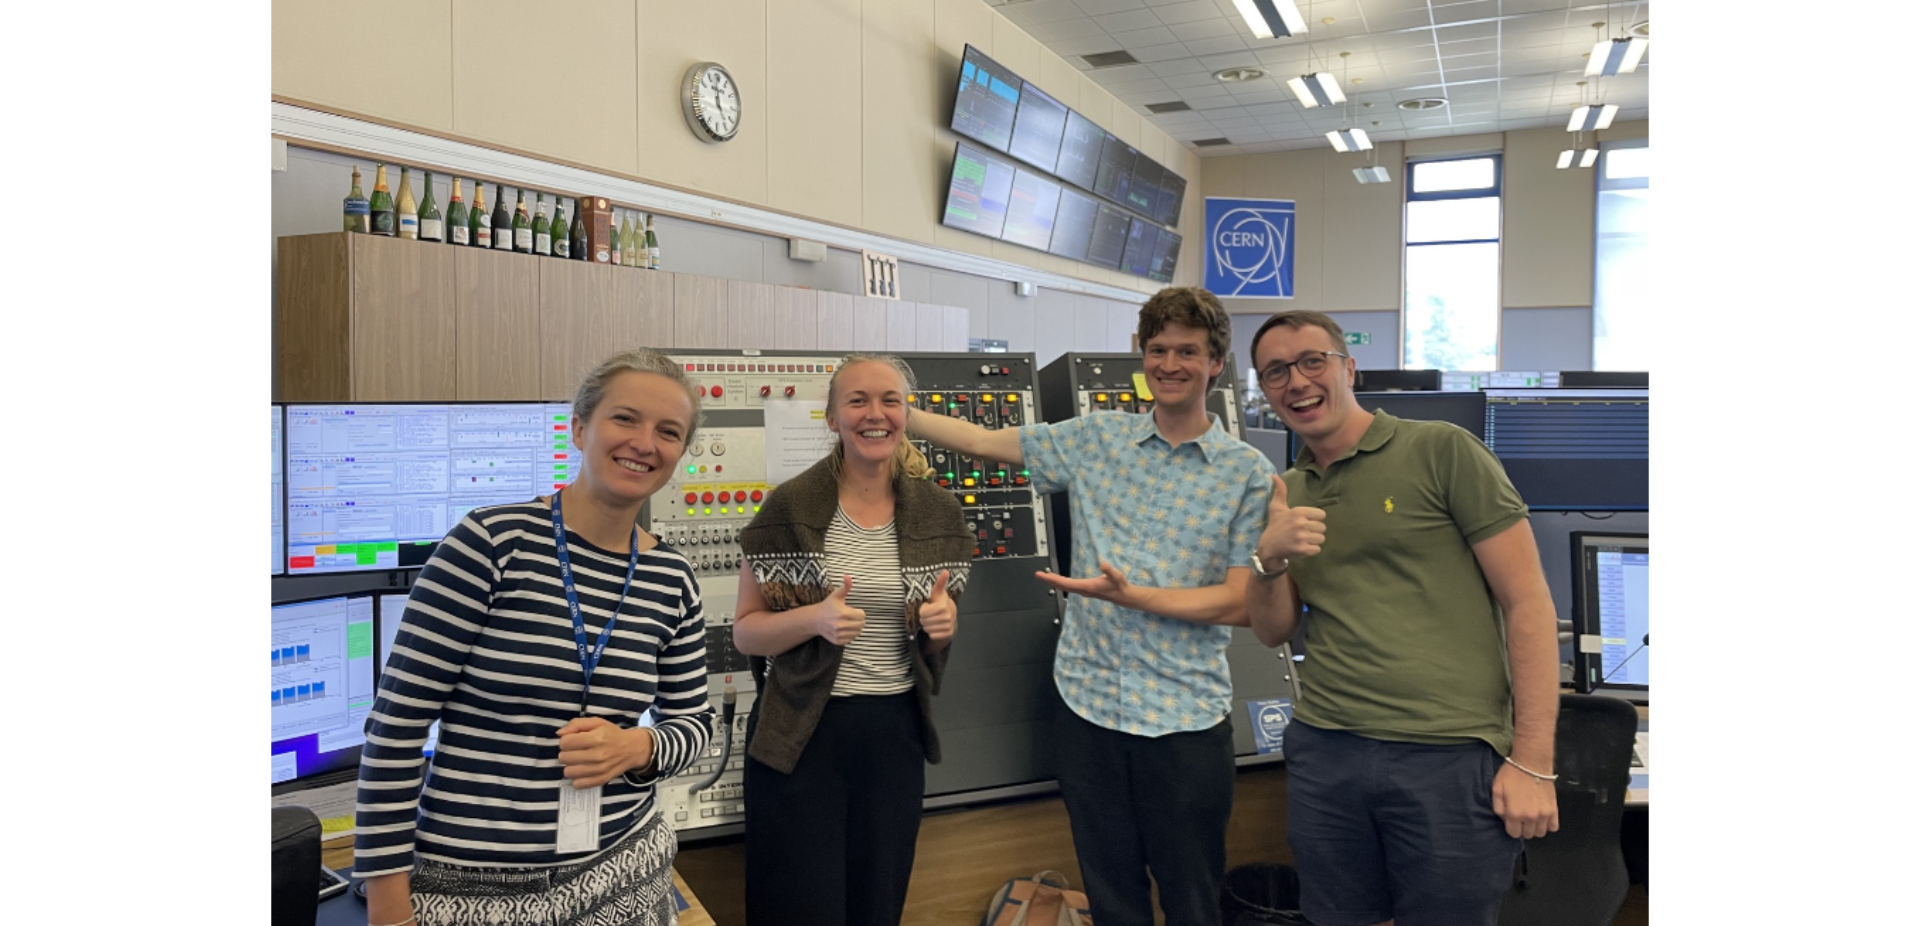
[731,353,973,926]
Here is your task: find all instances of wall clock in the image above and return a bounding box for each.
[682,62,741,144]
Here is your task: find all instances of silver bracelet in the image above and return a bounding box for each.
[1502,755,1558,781]
[371,916,417,926]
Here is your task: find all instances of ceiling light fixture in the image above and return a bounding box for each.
[1354,165,1391,183]
[1230,0,1308,40]
[1328,128,1372,152]
[1586,36,1647,76]
[1288,71,1344,107]
[1558,83,1598,169]
[1568,102,1617,132]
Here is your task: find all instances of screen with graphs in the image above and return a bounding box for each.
[1008,82,1069,173]
[285,403,579,575]
[951,45,1021,153]
[1086,203,1133,270]
[1054,110,1104,191]
[271,595,377,785]
[941,143,1019,239]
[1001,169,1063,252]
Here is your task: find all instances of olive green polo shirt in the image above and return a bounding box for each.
[1283,410,1528,754]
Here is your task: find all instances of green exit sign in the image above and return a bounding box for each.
[1345,332,1371,345]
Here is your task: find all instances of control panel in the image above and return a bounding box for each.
[908,381,1048,562]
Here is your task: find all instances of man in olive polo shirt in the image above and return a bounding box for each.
[1243,310,1562,926]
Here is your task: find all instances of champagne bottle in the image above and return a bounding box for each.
[491,185,513,251]
[571,201,589,261]
[397,166,419,239]
[418,171,443,242]
[551,198,570,259]
[609,209,623,266]
[472,181,492,248]
[644,214,660,270]
[447,178,470,246]
[532,193,551,256]
[342,166,370,233]
[621,213,637,267]
[369,163,396,236]
[512,189,533,253]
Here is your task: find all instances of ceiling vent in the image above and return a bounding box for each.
[1082,50,1139,69]
[1193,137,1234,147]
[1397,98,1448,111]
[1629,20,1649,37]
[1146,101,1192,114]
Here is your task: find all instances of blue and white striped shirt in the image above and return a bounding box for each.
[354,501,713,876]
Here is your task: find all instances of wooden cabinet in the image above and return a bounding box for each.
[454,247,542,400]
[276,232,457,401]
[538,261,674,400]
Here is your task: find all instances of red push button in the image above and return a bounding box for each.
[711,385,724,398]
[701,491,715,503]
[684,492,698,504]
[717,491,730,503]
[751,490,764,502]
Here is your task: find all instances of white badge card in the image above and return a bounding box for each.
[555,782,603,854]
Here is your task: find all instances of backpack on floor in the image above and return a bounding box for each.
[981,870,1093,926]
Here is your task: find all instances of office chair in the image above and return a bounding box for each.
[1497,694,1640,926]
[272,805,323,926]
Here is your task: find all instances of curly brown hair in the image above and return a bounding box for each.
[1136,287,1234,390]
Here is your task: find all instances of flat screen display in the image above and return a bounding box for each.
[1086,202,1133,269]
[941,143,1018,239]
[1483,388,1649,510]
[1121,218,1158,277]
[1155,171,1188,226]
[271,594,378,786]
[1054,111,1104,191]
[271,405,285,576]
[1047,188,1100,262]
[1008,82,1069,174]
[951,45,1021,153]
[1148,229,1182,283]
[1570,532,1650,701]
[1001,169,1063,252]
[1093,135,1137,205]
[1126,159,1162,216]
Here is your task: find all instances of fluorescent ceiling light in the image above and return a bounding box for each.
[1556,148,1599,170]
[1568,103,1618,133]
[1287,72,1345,108]
[1353,165,1391,183]
[1585,37,1648,77]
[1232,0,1307,40]
[1327,128,1372,153]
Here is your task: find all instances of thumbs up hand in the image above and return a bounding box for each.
[1257,475,1327,566]
[817,575,867,646]
[918,570,957,642]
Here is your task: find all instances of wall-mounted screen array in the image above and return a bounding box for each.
[282,402,580,575]
[944,142,1184,282]
[947,43,1186,250]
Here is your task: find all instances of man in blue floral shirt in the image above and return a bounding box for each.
[908,288,1272,926]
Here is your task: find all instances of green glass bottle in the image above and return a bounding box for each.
[472,181,492,248]
[512,189,533,253]
[447,178,470,246]
[644,214,660,270]
[532,193,551,256]
[418,171,443,242]
[571,201,589,261]
[551,198,570,259]
[491,185,513,251]
[369,163,396,236]
[342,166,370,233]
[609,209,623,266]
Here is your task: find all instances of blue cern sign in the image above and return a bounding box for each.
[1204,197,1295,298]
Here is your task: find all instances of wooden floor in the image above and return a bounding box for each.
[674,763,1649,926]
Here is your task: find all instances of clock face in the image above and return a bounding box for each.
[683,63,741,143]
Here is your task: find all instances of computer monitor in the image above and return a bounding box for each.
[1007,80,1069,173]
[1120,217,1158,278]
[1155,171,1187,226]
[285,402,579,575]
[1092,134,1136,204]
[1085,202,1132,269]
[1482,388,1649,511]
[1125,158,1161,217]
[949,44,1021,153]
[271,405,285,576]
[376,593,440,755]
[999,168,1062,252]
[1570,532,1649,702]
[1355,369,1442,392]
[271,593,379,787]
[1053,110,1104,191]
[1148,228,1182,284]
[941,142,1018,240]
[1046,188,1100,262]
[1560,371,1650,388]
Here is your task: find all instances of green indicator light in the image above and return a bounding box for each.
[376,542,398,552]
[736,506,745,514]
[703,507,712,515]
[687,465,696,474]
[415,541,433,546]
[1021,470,1030,476]
[554,464,568,472]
[356,550,377,565]
[686,508,695,516]
[754,505,761,513]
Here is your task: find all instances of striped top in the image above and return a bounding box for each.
[824,506,913,697]
[353,501,713,877]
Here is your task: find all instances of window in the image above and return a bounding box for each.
[1403,155,1502,371]
[1593,139,1649,370]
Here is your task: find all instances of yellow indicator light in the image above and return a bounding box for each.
[736,506,745,513]
[703,507,712,515]
[686,508,694,516]
[963,477,976,487]
[1096,393,1108,402]
[932,393,943,402]
[1006,394,1019,403]
[964,495,976,504]
[699,465,708,473]
[754,505,762,513]
[1121,393,1133,402]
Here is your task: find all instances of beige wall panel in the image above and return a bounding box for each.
[935,0,995,57]
[934,224,998,257]
[454,247,542,400]
[1036,48,1080,109]
[915,302,947,350]
[1598,120,1649,142]
[1320,141,1403,312]
[272,0,453,131]
[944,305,969,350]
[537,262,625,400]
[929,0,1000,259]
[673,274,729,349]
[639,0,768,204]
[452,1,638,175]
[1204,156,1247,199]
[726,280,777,350]
[816,291,856,351]
[853,296,890,350]
[769,0,863,228]
[1108,106,1141,149]
[1405,131,1506,159]
[861,0,941,244]
[1076,74,1112,130]
[350,235,457,401]
[772,287,820,350]
[991,15,1041,76]
[886,300,918,350]
[1502,127,1594,308]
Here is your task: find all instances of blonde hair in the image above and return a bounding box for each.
[572,347,704,443]
[824,353,933,482]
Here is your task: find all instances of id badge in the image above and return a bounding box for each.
[555,780,603,854]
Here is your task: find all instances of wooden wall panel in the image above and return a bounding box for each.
[772,286,820,350]
[453,246,542,400]
[816,291,856,351]
[853,296,890,350]
[613,268,677,354]
[538,261,626,400]
[726,281,777,350]
[275,234,350,401]
[673,274,729,349]
[349,234,457,400]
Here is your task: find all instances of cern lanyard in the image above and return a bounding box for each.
[550,492,640,714]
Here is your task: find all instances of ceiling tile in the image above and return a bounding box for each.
[1072,0,1151,15]
[1128,42,1198,62]
[1229,87,1296,104]
[1025,16,1111,41]
[1439,36,1498,56]
[1169,17,1242,42]
[1185,34,1251,56]
[1356,0,1432,16]
[1198,49,1262,69]
[1152,0,1227,25]
[1162,70,1223,88]
[1148,57,1212,76]
[1106,77,1175,94]
[1502,28,1565,48]
[1094,8,1167,31]
[1371,9,1437,31]
[1501,10,1570,34]
[1050,34,1128,56]
[1003,0,1099,26]
[1113,25,1182,47]
[1497,0,1573,13]
[1179,84,1236,102]
[1430,0,1498,25]
[1434,19,1499,41]
[1369,28,1438,51]
[1252,45,1312,69]
[1089,62,1158,83]
[1444,64,1501,80]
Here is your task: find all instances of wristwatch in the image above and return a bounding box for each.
[1249,551,1288,580]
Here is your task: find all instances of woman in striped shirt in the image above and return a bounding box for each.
[734,354,974,926]
[355,348,714,926]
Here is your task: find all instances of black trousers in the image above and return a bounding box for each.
[743,693,926,926]
[1053,693,1236,926]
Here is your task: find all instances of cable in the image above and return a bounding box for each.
[687,685,738,796]
[1597,632,1647,685]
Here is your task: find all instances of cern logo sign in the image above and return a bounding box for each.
[1204,197,1295,299]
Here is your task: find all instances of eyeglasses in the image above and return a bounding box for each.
[1258,350,1349,389]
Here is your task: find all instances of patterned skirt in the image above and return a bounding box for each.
[411,813,679,926]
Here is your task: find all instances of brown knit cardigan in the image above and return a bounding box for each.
[738,454,973,774]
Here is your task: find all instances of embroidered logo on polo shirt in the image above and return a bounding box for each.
[1384,496,1394,514]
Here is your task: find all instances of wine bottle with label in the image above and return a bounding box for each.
[492,185,513,251]
[369,163,396,236]
[343,166,371,233]
[512,189,533,253]
[609,209,623,266]
[621,214,637,267]
[551,198,570,259]
[397,167,420,239]
[447,179,469,246]
[533,194,551,256]
[472,182,492,248]
[644,214,660,270]
[418,171,444,242]
[571,201,589,261]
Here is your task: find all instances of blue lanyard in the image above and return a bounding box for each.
[550,492,640,714]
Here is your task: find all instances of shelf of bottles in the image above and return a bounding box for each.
[341,162,662,270]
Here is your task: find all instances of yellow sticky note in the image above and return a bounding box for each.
[1131,372,1154,401]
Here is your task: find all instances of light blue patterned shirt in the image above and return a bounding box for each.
[1022,411,1275,737]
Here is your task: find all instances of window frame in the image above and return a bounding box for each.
[1592,138,1649,370]
[1402,153,1505,369]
